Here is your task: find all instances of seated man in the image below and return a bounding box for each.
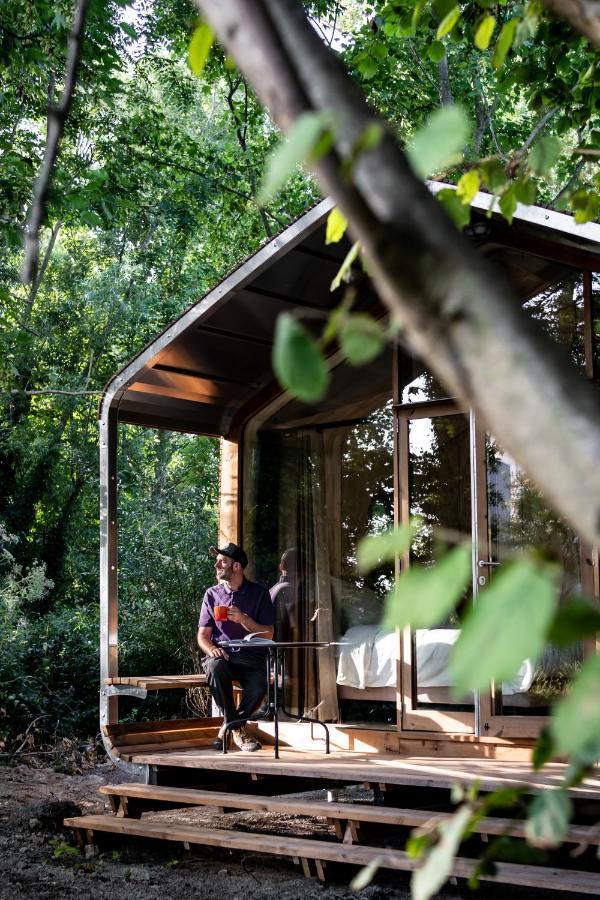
[197,542,275,752]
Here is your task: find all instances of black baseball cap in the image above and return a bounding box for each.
[209,542,248,569]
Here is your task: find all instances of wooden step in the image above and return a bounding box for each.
[64,814,600,893]
[99,783,600,847]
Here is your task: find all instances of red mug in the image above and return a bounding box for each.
[214,604,229,622]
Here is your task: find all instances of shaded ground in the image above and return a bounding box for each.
[0,762,583,899]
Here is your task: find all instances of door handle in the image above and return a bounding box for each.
[478,560,501,567]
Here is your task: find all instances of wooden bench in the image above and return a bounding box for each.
[64,811,600,892]
[102,718,223,760]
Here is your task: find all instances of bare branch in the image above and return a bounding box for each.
[194,0,600,546]
[438,55,453,106]
[519,107,559,154]
[552,158,586,205]
[4,389,102,397]
[21,0,91,284]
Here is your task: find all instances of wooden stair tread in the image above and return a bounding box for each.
[103,717,222,739]
[105,675,210,690]
[98,784,600,845]
[64,815,600,893]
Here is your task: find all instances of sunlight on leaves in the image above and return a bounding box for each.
[382,543,471,632]
[326,208,348,245]
[407,106,470,179]
[272,313,329,403]
[358,523,416,573]
[257,112,334,206]
[492,18,519,70]
[411,805,472,900]
[436,5,460,39]
[437,189,471,229]
[340,313,385,365]
[330,241,360,291]
[188,23,214,78]
[551,654,600,757]
[474,15,496,51]
[456,170,480,205]
[450,558,557,698]
[525,789,572,849]
[529,136,562,176]
[350,855,383,891]
[499,185,518,224]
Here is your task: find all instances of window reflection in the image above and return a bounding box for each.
[487,439,583,714]
[408,413,473,709]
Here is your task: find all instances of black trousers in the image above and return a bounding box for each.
[202,653,267,726]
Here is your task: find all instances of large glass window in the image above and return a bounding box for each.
[243,351,395,725]
[408,412,474,710]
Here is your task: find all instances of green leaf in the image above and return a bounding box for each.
[412,0,429,29]
[474,15,496,50]
[330,241,360,291]
[257,112,334,206]
[382,543,471,632]
[427,41,446,63]
[492,18,519,70]
[121,22,138,40]
[272,313,329,403]
[532,727,556,771]
[570,189,600,224]
[436,5,460,39]
[525,790,572,849]
[325,208,348,245]
[528,136,562,176]
[411,806,472,900]
[350,855,383,891]
[188,23,214,78]
[340,313,385,365]
[552,654,600,757]
[548,597,600,647]
[515,177,537,205]
[437,188,471,229]
[450,558,557,698]
[407,106,471,179]
[499,185,518,224]
[456,169,480,204]
[357,523,415,573]
[480,159,509,192]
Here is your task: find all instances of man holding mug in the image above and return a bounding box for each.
[197,543,275,751]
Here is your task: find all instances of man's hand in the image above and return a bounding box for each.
[208,646,229,660]
[227,605,246,625]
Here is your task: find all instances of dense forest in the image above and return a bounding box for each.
[1,0,597,754]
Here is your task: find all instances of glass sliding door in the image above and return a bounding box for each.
[477,432,589,737]
[399,403,475,734]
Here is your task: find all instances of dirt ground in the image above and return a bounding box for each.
[0,762,578,900]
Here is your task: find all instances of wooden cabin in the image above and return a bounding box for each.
[67,191,600,890]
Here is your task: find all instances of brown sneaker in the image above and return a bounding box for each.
[231,726,261,752]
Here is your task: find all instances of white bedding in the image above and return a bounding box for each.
[336,625,534,695]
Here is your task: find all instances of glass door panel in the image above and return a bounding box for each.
[482,437,584,731]
[400,407,475,733]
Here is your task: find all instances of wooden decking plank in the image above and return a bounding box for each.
[63,815,600,894]
[121,749,600,799]
[98,784,600,846]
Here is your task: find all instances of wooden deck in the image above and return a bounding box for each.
[124,744,600,799]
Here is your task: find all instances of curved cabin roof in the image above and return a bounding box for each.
[100,190,600,438]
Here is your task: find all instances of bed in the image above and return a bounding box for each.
[336,625,535,704]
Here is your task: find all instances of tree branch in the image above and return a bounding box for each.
[194,0,600,546]
[518,107,559,154]
[540,0,600,47]
[21,0,91,284]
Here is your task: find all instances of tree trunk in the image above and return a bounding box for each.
[193,0,600,546]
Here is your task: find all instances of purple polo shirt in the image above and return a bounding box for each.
[198,578,275,655]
